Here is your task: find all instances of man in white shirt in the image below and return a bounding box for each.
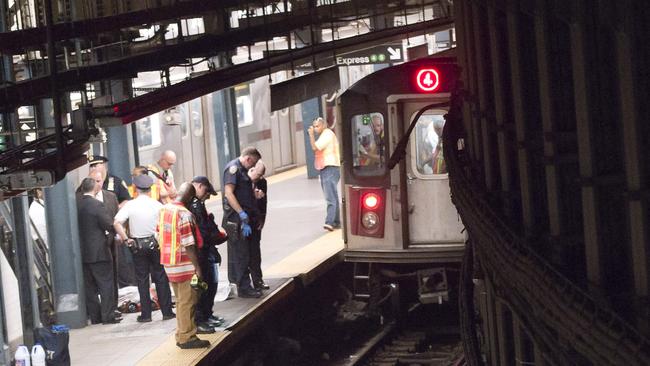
[114,174,175,323]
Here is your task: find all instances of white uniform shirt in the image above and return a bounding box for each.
[114,195,163,238]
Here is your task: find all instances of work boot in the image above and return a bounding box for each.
[177,338,210,349]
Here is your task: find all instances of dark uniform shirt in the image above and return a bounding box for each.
[189,197,222,263]
[222,159,257,220]
[254,178,267,226]
[103,174,132,203]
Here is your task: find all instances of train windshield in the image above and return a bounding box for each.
[412,113,447,176]
[351,112,386,176]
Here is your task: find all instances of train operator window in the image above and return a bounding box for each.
[412,113,447,176]
[352,113,385,176]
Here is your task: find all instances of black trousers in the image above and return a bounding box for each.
[132,247,173,318]
[249,228,263,287]
[225,225,254,292]
[195,247,219,322]
[83,261,115,323]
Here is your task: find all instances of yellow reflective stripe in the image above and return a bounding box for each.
[170,207,178,265]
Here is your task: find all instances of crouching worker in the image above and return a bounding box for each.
[158,183,210,349]
[113,174,174,323]
[190,176,228,332]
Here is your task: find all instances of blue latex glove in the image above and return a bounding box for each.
[241,223,252,237]
[238,211,249,223]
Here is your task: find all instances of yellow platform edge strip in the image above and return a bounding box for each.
[136,229,343,366]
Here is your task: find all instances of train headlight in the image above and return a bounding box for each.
[361,212,379,230]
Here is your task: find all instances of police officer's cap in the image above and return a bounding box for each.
[88,155,109,166]
[133,174,154,190]
[192,176,217,195]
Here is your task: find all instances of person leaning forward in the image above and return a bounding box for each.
[190,176,227,331]
[77,177,121,325]
[158,183,210,349]
[222,147,262,299]
[113,174,175,323]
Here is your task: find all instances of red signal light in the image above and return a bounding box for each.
[415,68,440,92]
[363,193,380,210]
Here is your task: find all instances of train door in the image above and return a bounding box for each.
[270,107,295,170]
[399,100,464,246]
[179,98,209,181]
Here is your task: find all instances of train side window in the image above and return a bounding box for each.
[351,113,385,176]
[412,113,447,176]
[178,103,189,139]
[235,83,253,127]
[136,115,161,149]
[190,98,203,137]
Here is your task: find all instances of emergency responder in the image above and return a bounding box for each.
[159,183,211,349]
[88,155,131,205]
[190,176,226,331]
[222,147,262,298]
[148,150,177,203]
[113,174,175,323]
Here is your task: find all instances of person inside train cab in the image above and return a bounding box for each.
[358,114,385,167]
[148,150,177,203]
[222,147,263,298]
[308,117,341,232]
[88,155,132,206]
[189,175,227,332]
[248,160,269,291]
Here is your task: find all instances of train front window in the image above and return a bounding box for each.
[351,113,386,176]
[412,113,447,176]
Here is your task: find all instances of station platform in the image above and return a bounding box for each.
[68,166,345,365]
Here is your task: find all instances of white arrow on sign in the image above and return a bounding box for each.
[387,47,402,60]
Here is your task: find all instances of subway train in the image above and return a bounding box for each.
[337,56,465,305]
[132,66,375,188]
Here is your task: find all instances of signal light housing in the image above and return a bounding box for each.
[415,68,440,92]
[349,187,385,238]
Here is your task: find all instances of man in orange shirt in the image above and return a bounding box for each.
[158,183,209,349]
[308,117,341,231]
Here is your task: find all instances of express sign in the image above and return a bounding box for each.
[415,68,440,92]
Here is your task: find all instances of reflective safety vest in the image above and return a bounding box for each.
[158,203,203,274]
[147,164,169,203]
[128,181,158,200]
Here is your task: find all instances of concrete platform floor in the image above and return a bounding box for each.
[69,166,341,365]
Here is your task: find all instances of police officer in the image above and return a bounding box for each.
[113,174,175,323]
[88,155,132,205]
[190,176,226,331]
[222,147,262,298]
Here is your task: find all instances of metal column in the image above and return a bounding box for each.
[44,179,86,328]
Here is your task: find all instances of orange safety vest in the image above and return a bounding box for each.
[158,203,203,266]
[147,164,169,203]
[128,182,158,200]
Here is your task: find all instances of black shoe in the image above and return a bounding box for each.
[114,310,122,318]
[238,289,262,298]
[255,282,270,290]
[162,313,176,320]
[90,319,102,325]
[197,323,215,334]
[103,318,122,324]
[176,338,210,349]
[206,316,225,327]
[137,315,152,323]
